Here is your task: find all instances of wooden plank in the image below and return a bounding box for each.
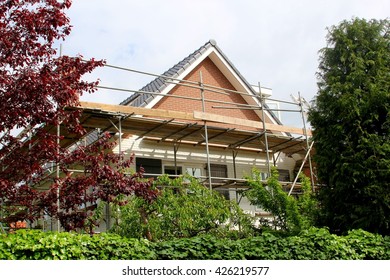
[193,111,312,136]
[78,101,196,121]
[193,111,260,128]
[77,102,311,136]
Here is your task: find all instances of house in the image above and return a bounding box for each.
[75,40,312,217]
[35,40,313,232]
[1,39,316,235]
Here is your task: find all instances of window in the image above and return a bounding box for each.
[277,169,290,181]
[206,164,230,200]
[136,158,162,177]
[251,170,268,181]
[164,166,182,177]
[208,164,228,179]
[186,167,202,178]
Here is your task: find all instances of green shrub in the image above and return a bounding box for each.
[288,227,360,260]
[1,228,388,260]
[245,168,317,233]
[0,230,155,260]
[345,229,388,260]
[153,235,245,260]
[238,232,289,259]
[111,174,254,241]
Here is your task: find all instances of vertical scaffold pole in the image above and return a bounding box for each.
[298,92,315,190]
[56,122,60,232]
[232,150,238,179]
[259,82,271,177]
[56,44,63,232]
[174,142,178,175]
[118,116,122,155]
[200,71,212,190]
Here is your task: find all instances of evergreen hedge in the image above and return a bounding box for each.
[1,228,388,260]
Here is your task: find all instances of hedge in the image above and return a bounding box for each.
[0,230,155,260]
[0,228,389,260]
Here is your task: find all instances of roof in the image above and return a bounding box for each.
[119,40,282,125]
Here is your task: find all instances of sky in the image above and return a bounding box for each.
[60,0,389,126]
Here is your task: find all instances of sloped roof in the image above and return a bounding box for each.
[120,40,282,125]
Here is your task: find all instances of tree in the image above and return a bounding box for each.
[0,0,157,232]
[245,168,316,233]
[110,174,253,241]
[308,18,390,235]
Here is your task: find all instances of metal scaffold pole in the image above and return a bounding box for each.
[200,71,213,190]
[106,116,124,231]
[56,122,60,232]
[288,141,315,196]
[56,44,62,232]
[118,116,122,156]
[54,60,316,195]
[259,82,271,176]
[298,92,315,189]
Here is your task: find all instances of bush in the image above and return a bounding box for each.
[245,168,317,233]
[110,174,254,241]
[152,235,245,260]
[345,229,389,260]
[287,228,360,260]
[0,230,155,260]
[1,228,388,260]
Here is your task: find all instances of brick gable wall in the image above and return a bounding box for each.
[153,57,262,131]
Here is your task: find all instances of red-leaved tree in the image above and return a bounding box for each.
[0,0,158,232]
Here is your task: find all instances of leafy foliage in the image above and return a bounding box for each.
[48,136,159,232]
[308,18,390,234]
[1,228,388,260]
[110,174,254,241]
[245,168,316,233]
[297,173,318,228]
[345,229,389,260]
[0,230,155,260]
[0,1,158,232]
[154,234,245,260]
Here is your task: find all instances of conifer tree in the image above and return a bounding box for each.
[309,18,390,234]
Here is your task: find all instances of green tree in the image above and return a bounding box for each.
[110,174,253,241]
[245,168,316,233]
[308,18,390,234]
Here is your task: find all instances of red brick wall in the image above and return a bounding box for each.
[153,58,261,131]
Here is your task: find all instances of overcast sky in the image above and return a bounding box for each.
[60,0,389,125]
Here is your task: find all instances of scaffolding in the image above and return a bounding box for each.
[45,62,316,197]
[12,60,317,232]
